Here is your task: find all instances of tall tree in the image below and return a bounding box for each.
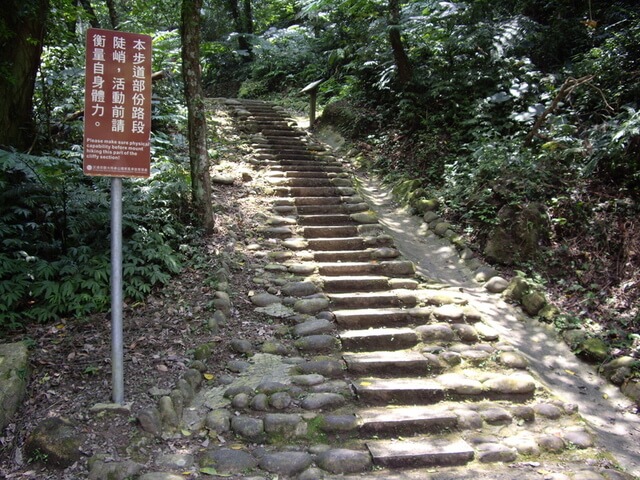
[0,0,49,149]
[181,0,214,231]
[388,0,412,84]
[226,0,254,57]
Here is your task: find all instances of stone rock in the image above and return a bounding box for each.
[316,448,372,474]
[434,222,451,236]
[231,416,265,442]
[264,413,306,437]
[227,359,250,373]
[138,407,163,436]
[577,337,609,362]
[415,198,440,214]
[416,323,454,342]
[439,351,462,366]
[484,276,509,293]
[437,373,484,395]
[498,351,529,369]
[423,210,440,224]
[230,339,254,355]
[622,379,640,404]
[301,392,346,410]
[460,349,491,365]
[503,276,530,302]
[563,430,594,449]
[259,452,313,476]
[538,303,561,322]
[474,322,500,341]
[476,443,517,463]
[483,374,536,395]
[294,318,334,337]
[269,391,293,410]
[261,341,290,355]
[206,409,231,434]
[0,342,29,432]
[194,342,214,361]
[281,281,319,297]
[522,290,547,316]
[455,409,483,429]
[198,448,258,474]
[351,211,378,224]
[451,323,479,343]
[299,467,326,480]
[295,334,339,352]
[291,374,325,386]
[538,434,565,452]
[433,304,465,322]
[232,393,251,409]
[138,474,185,480]
[474,266,499,283]
[294,297,330,315]
[503,435,540,456]
[534,403,563,419]
[251,292,281,307]
[158,396,179,428]
[480,407,512,425]
[212,174,235,185]
[296,358,344,377]
[484,202,549,265]
[156,453,194,469]
[88,457,144,480]
[511,406,535,423]
[601,356,636,383]
[25,417,84,468]
[251,393,269,411]
[320,414,359,432]
[212,291,232,315]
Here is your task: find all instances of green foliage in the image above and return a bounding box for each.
[0,135,191,331]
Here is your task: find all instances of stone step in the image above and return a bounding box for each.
[298,214,354,225]
[367,437,474,468]
[344,350,435,376]
[273,186,355,197]
[333,307,432,328]
[275,171,336,179]
[295,236,395,252]
[329,291,416,309]
[269,165,343,173]
[292,204,367,216]
[262,129,304,137]
[312,248,397,263]
[273,178,335,188]
[301,225,359,238]
[339,327,418,351]
[358,405,458,436]
[317,260,415,277]
[321,275,392,293]
[353,377,446,405]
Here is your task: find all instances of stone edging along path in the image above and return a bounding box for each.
[117,99,640,479]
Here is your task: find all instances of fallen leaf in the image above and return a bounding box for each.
[203,373,215,381]
[156,364,169,372]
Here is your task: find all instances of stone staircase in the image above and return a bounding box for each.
[212,98,634,480]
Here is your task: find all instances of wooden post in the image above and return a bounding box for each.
[301,79,324,128]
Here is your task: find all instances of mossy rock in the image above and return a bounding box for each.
[25,417,85,468]
[503,276,530,302]
[576,337,609,362]
[538,303,561,323]
[412,198,440,214]
[522,290,547,316]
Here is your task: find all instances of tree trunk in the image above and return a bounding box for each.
[79,0,101,28]
[181,0,214,232]
[226,0,253,58]
[105,0,119,29]
[0,0,49,149]
[388,0,412,85]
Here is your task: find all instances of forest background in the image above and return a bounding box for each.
[1,0,639,375]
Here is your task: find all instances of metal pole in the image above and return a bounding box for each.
[111,177,124,404]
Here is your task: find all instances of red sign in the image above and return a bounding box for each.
[83,28,152,178]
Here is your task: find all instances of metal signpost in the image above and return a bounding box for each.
[83,28,152,404]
